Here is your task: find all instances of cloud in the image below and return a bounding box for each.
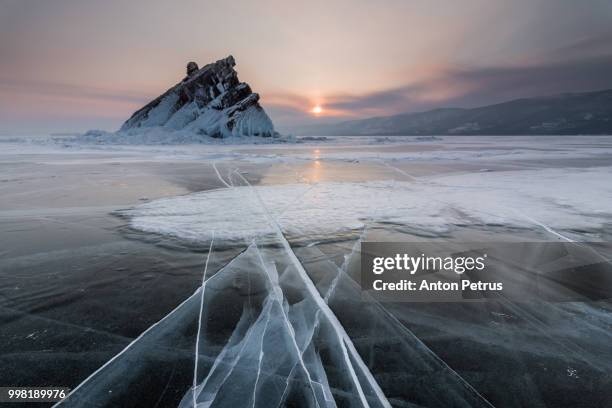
[0,77,151,104]
[3,29,612,134]
[268,39,612,131]
[445,55,612,106]
[0,78,153,133]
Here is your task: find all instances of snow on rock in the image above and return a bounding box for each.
[120,56,276,139]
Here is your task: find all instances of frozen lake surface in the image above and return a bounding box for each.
[1,135,611,407]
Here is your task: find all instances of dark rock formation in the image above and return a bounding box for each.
[185,61,199,79]
[121,56,275,138]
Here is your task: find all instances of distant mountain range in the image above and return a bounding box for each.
[298,89,612,136]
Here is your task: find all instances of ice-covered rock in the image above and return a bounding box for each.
[121,56,276,138]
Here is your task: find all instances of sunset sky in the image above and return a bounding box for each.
[1,0,612,134]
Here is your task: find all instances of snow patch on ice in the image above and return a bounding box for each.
[121,167,612,242]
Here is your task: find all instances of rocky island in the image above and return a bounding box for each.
[120,56,276,138]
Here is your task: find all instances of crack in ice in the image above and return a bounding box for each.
[193,231,215,407]
[231,169,390,408]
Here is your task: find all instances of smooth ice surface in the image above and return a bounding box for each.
[2,135,611,408]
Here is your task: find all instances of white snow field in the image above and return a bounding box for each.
[122,166,612,243]
[1,135,611,407]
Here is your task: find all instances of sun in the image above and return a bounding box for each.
[312,105,323,114]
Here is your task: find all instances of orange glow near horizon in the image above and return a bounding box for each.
[311,105,323,115]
